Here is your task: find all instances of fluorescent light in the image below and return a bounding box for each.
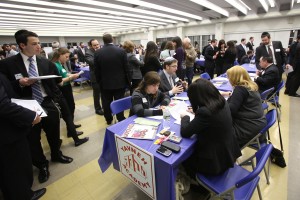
[238,0,252,10]
[115,0,202,20]
[259,0,269,12]
[267,0,276,7]
[297,0,300,3]
[189,0,229,17]
[66,0,192,22]
[225,0,248,15]
[7,0,176,23]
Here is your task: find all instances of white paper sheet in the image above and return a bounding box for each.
[28,75,61,80]
[11,98,47,117]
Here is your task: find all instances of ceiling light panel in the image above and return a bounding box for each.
[267,0,276,7]
[225,0,248,14]
[259,0,269,12]
[189,0,230,17]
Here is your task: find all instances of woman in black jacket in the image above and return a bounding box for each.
[142,41,161,76]
[180,78,241,177]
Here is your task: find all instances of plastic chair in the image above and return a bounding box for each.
[260,87,274,110]
[110,96,132,124]
[240,109,277,184]
[196,144,273,200]
[73,70,91,92]
[267,81,285,152]
[200,72,211,80]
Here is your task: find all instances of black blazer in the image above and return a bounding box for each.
[246,42,254,51]
[75,47,88,63]
[0,73,36,146]
[142,56,161,76]
[255,41,286,73]
[94,44,130,90]
[181,103,242,175]
[0,54,62,102]
[255,64,280,93]
[85,48,97,83]
[204,45,215,68]
[236,44,247,63]
[158,70,177,96]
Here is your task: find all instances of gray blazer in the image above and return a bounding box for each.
[127,53,144,80]
[158,70,177,96]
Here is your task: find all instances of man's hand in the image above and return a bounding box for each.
[32,114,42,125]
[19,77,36,86]
[171,85,183,94]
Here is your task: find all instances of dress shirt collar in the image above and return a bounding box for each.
[163,69,173,80]
[20,52,37,72]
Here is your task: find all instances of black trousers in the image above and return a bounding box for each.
[0,139,33,200]
[59,84,75,119]
[130,79,142,95]
[205,63,215,79]
[101,88,126,123]
[91,81,102,111]
[27,98,61,169]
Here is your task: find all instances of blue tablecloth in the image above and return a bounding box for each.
[195,58,205,66]
[242,63,257,73]
[98,104,197,200]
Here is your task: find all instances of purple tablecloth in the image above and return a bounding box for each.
[195,58,205,66]
[98,111,197,200]
[242,63,257,73]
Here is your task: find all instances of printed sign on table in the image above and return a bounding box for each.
[115,135,156,200]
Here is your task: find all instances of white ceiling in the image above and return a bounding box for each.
[0,0,299,36]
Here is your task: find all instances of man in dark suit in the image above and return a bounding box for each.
[255,56,280,93]
[94,33,130,125]
[85,39,104,115]
[0,73,46,200]
[204,39,217,79]
[255,32,286,81]
[246,37,254,51]
[75,42,87,63]
[0,30,73,184]
[158,57,187,97]
[236,38,247,64]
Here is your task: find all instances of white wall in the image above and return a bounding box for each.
[184,24,215,37]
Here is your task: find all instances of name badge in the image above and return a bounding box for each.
[14,73,23,80]
[62,69,66,73]
[275,49,281,52]
[174,77,180,82]
[142,98,148,103]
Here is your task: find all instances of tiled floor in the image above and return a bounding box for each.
[28,76,300,200]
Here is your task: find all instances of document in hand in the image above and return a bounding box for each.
[28,75,61,80]
[11,98,47,117]
[284,66,293,75]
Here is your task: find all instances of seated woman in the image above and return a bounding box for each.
[180,78,241,177]
[130,71,171,117]
[223,66,266,148]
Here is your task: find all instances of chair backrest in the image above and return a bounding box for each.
[81,70,90,80]
[235,144,273,188]
[260,87,274,101]
[200,72,211,80]
[260,109,277,134]
[276,81,285,93]
[110,96,132,115]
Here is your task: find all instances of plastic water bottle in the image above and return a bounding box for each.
[163,108,171,129]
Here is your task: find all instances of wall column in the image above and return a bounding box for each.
[215,23,224,40]
[147,30,156,42]
[58,36,66,47]
[176,26,184,39]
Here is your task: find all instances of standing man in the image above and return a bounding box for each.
[236,38,247,64]
[183,37,197,85]
[255,32,286,81]
[246,37,255,51]
[94,33,130,125]
[47,41,59,60]
[0,72,46,200]
[4,44,19,58]
[85,39,104,115]
[0,29,73,184]
[204,39,217,79]
[76,42,87,63]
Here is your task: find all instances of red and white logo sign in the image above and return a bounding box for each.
[115,135,156,199]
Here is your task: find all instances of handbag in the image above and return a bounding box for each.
[270,147,286,168]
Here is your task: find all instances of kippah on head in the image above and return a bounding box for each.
[164,57,175,62]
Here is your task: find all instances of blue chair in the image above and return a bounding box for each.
[240,109,277,184]
[196,144,273,200]
[73,70,91,92]
[200,72,211,80]
[260,87,274,110]
[234,60,239,65]
[110,96,132,123]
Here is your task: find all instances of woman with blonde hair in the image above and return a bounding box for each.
[223,66,266,148]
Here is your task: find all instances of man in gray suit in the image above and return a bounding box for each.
[85,39,103,115]
[158,57,187,97]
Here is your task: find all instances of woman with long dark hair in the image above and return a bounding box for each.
[142,41,161,76]
[130,71,170,117]
[180,78,241,177]
[172,36,186,80]
[223,40,237,73]
[215,39,226,76]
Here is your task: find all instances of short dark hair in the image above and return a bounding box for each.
[241,38,246,42]
[188,78,225,114]
[103,34,113,44]
[247,50,253,55]
[261,32,270,39]
[136,71,161,95]
[14,29,38,49]
[88,39,96,47]
[261,56,273,63]
[250,37,254,40]
[211,39,217,44]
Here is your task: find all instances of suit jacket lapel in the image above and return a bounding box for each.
[36,56,45,76]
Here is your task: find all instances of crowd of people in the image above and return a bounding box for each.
[0,28,299,200]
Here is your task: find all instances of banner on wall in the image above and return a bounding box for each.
[115,135,156,200]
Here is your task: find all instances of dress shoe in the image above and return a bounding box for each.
[31,188,47,200]
[67,131,84,138]
[289,93,300,97]
[51,154,73,164]
[95,109,104,115]
[74,124,81,128]
[38,167,50,183]
[107,120,112,125]
[75,137,89,147]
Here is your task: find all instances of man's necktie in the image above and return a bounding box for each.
[169,76,174,88]
[28,57,44,104]
[267,45,273,59]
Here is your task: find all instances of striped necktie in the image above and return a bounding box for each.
[28,57,44,104]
